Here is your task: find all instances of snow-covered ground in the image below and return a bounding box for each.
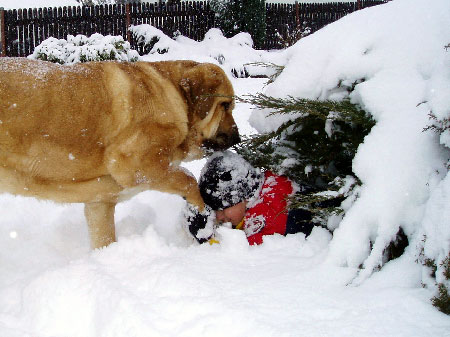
[1,0,450,336]
[0,75,447,337]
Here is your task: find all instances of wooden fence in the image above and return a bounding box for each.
[0,1,386,57]
[265,1,384,49]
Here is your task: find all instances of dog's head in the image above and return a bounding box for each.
[181,63,240,151]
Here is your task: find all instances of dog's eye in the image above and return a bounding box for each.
[221,102,230,111]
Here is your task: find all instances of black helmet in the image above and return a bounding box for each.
[199,151,263,210]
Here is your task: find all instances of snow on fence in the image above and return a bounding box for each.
[0,0,386,57]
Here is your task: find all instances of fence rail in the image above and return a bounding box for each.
[266,1,388,49]
[0,1,386,57]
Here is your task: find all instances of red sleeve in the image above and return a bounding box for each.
[244,172,293,245]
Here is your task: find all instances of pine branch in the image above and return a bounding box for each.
[235,93,375,227]
[244,62,285,85]
[238,94,374,127]
[423,112,450,134]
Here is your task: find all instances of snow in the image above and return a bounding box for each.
[131,25,282,78]
[249,0,450,284]
[28,34,139,64]
[0,0,79,9]
[1,0,450,336]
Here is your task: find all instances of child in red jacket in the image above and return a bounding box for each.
[186,151,314,245]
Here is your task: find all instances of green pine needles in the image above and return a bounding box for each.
[235,94,375,226]
[431,254,450,315]
[432,283,450,315]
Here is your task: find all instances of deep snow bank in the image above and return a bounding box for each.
[249,0,450,284]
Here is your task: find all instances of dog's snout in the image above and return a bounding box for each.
[203,127,241,151]
[229,127,241,147]
[217,128,240,149]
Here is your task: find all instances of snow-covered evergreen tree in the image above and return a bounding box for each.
[236,93,375,229]
[210,0,266,49]
[243,1,450,313]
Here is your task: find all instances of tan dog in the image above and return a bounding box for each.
[0,58,239,248]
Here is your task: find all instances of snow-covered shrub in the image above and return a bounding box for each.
[433,254,450,314]
[210,0,266,49]
[424,111,450,152]
[275,22,311,49]
[236,94,375,229]
[420,106,450,314]
[421,251,450,315]
[248,0,450,301]
[130,24,178,55]
[130,24,280,78]
[28,33,139,64]
[415,44,450,314]
[432,282,450,315]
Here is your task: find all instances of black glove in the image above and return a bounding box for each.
[184,204,215,244]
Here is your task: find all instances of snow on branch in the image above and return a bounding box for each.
[130,24,281,78]
[28,33,139,64]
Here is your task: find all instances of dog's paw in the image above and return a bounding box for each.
[184,204,215,244]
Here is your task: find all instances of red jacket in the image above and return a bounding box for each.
[243,171,294,245]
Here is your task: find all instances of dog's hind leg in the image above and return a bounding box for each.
[84,202,116,249]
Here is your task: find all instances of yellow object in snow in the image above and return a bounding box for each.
[209,218,245,245]
[209,238,220,245]
[235,218,245,230]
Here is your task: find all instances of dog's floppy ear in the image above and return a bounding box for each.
[180,63,239,150]
[180,63,225,118]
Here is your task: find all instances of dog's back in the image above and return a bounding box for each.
[0,58,113,181]
[0,58,189,183]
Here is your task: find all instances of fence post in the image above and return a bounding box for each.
[0,7,5,57]
[126,3,131,43]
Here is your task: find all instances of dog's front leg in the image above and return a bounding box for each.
[105,126,205,212]
[84,202,116,249]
